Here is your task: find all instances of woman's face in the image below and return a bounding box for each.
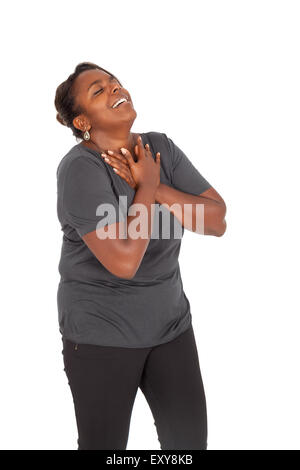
[72,68,137,133]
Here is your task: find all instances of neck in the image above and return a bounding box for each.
[81,129,138,158]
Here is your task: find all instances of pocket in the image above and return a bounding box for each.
[62,338,79,372]
[62,338,78,351]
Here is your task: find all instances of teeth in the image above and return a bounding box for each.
[112,98,127,108]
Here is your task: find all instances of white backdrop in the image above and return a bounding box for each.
[1,0,299,450]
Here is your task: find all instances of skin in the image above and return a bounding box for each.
[102,150,227,236]
[72,68,227,279]
[72,68,144,165]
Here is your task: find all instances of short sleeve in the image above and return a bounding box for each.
[62,157,126,237]
[165,135,212,195]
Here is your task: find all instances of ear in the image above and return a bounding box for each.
[73,115,89,132]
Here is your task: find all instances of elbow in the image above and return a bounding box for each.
[123,263,139,280]
[113,241,142,279]
[113,266,136,280]
[215,219,227,237]
[119,273,135,280]
[112,259,138,280]
[124,272,137,280]
[212,202,227,237]
[119,269,136,280]
[216,202,227,237]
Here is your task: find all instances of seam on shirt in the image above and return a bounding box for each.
[161,133,179,184]
[60,153,108,231]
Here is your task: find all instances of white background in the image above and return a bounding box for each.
[1,0,299,450]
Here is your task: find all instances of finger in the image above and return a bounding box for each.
[101,151,128,166]
[120,147,135,167]
[128,176,136,189]
[112,167,133,186]
[115,160,137,188]
[104,150,128,166]
[101,153,129,172]
[145,143,153,159]
[156,152,161,165]
[104,154,136,187]
[137,135,146,158]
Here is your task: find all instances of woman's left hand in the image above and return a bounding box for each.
[100,149,137,189]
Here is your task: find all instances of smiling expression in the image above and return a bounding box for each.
[72,68,137,133]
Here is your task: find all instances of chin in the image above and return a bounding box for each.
[122,108,137,123]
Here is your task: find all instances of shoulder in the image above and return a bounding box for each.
[144,130,178,163]
[56,143,106,182]
[144,130,170,144]
[143,131,173,157]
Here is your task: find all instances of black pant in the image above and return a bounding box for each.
[61,325,207,450]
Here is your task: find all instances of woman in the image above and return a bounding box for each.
[54,61,226,450]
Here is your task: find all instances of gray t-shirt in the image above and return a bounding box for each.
[56,131,211,348]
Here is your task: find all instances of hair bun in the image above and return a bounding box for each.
[56,112,67,126]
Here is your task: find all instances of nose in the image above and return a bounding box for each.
[112,83,121,94]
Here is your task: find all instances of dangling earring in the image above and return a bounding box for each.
[83,128,91,141]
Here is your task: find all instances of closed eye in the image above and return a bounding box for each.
[94,88,103,95]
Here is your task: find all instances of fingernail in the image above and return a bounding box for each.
[138,136,142,142]
[113,168,118,173]
[105,157,110,162]
[107,150,114,155]
[101,153,107,158]
[120,148,127,155]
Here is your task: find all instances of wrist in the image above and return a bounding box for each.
[137,182,158,192]
[154,183,162,201]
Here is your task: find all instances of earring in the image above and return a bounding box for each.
[83,129,90,141]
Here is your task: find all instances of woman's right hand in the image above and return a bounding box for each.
[122,136,161,190]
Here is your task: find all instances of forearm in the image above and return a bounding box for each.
[121,184,157,276]
[155,183,226,236]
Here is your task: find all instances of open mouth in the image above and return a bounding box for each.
[111,97,131,109]
[113,100,129,109]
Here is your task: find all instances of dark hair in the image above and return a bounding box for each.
[54,61,121,141]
